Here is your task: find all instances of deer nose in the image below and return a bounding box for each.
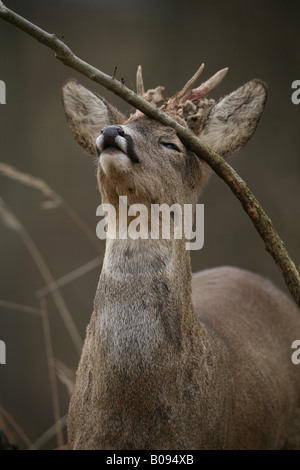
[96,125,126,156]
[101,125,125,140]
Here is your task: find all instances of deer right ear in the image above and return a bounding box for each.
[62,80,125,157]
[199,79,268,158]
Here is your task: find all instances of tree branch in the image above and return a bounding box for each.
[1,2,300,307]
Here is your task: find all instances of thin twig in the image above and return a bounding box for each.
[40,298,64,449]
[112,66,117,79]
[0,3,300,307]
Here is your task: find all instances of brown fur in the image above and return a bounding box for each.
[62,73,300,449]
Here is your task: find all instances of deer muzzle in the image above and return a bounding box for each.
[96,125,139,164]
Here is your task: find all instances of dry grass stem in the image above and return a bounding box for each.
[40,298,64,449]
[0,403,35,449]
[0,162,103,254]
[0,198,83,354]
[0,163,61,206]
[36,257,101,298]
[32,414,67,450]
[0,299,41,315]
[55,359,75,397]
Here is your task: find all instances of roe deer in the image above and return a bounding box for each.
[62,65,300,449]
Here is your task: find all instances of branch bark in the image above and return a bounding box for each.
[1,2,300,307]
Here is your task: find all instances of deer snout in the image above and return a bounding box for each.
[96,125,139,166]
[96,125,138,175]
[101,125,125,140]
[96,125,126,156]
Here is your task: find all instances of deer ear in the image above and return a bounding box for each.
[62,80,125,157]
[199,80,268,158]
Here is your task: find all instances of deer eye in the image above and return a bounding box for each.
[161,142,181,152]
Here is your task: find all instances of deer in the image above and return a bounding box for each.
[62,64,300,450]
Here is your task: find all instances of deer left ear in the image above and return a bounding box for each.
[199,80,268,158]
[62,79,125,157]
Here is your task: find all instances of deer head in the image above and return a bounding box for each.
[62,65,267,213]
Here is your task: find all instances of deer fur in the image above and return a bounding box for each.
[62,66,300,449]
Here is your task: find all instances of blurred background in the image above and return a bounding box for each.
[0,0,299,449]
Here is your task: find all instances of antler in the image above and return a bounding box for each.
[136,65,145,97]
[133,64,227,121]
[165,63,205,109]
[164,64,228,112]
[189,67,228,102]
[136,65,165,105]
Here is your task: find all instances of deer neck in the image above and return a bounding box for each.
[94,237,197,368]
